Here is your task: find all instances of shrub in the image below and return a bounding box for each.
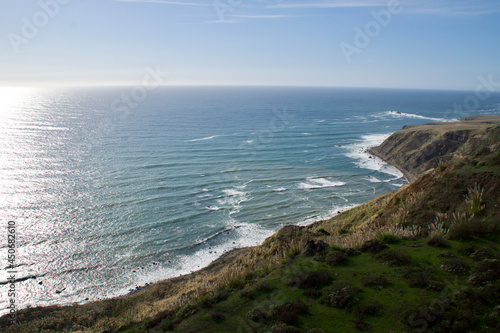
[246,306,268,323]
[400,267,443,291]
[359,240,388,254]
[469,247,496,261]
[227,275,247,290]
[375,249,412,266]
[440,258,470,275]
[255,283,273,293]
[468,259,500,286]
[302,289,322,298]
[377,232,400,244]
[315,228,330,236]
[402,297,451,331]
[356,301,382,316]
[427,235,450,248]
[289,270,331,289]
[353,318,373,331]
[457,243,478,257]
[269,323,303,333]
[302,240,329,256]
[392,196,402,205]
[144,310,174,329]
[325,281,358,309]
[446,216,491,240]
[240,290,255,299]
[268,300,308,325]
[325,251,348,266]
[345,248,361,256]
[489,150,500,166]
[209,310,225,323]
[361,274,390,289]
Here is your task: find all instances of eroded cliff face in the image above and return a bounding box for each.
[370,115,500,182]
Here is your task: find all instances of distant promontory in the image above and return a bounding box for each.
[370,115,500,182]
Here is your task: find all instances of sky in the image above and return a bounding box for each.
[1,0,500,90]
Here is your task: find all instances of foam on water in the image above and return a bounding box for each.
[296,204,360,226]
[344,133,405,179]
[124,222,274,291]
[365,176,382,183]
[186,135,222,142]
[298,177,346,189]
[381,111,458,122]
[217,188,251,215]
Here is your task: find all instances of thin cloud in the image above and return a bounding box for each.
[113,0,211,6]
[268,0,500,15]
[408,6,500,16]
[204,15,294,24]
[268,0,389,9]
[404,0,500,16]
[233,14,295,19]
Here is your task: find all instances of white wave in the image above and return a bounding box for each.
[222,189,247,197]
[125,223,274,292]
[273,187,287,192]
[382,111,457,122]
[345,133,404,179]
[298,177,346,190]
[205,206,220,211]
[217,188,251,214]
[186,135,221,142]
[297,204,359,226]
[365,176,382,183]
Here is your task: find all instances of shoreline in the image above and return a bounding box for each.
[3,116,499,331]
[121,115,500,304]
[0,130,410,317]
[368,146,416,183]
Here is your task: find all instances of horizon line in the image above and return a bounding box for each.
[0,83,489,93]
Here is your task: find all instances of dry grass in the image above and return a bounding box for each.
[465,183,485,216]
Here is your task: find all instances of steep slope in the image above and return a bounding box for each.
[370,115,500,182]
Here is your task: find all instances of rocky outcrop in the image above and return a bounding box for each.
[370,116,500,182]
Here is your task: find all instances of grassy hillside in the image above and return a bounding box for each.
[1,122,499,333]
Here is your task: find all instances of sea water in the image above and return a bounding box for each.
[1,86,499,314]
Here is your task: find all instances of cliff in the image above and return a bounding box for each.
[370,115,500,182]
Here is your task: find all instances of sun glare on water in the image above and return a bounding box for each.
[0,87,37,119]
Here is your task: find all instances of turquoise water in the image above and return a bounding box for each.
[1,86,499,313]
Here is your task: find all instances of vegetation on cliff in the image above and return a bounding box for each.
[1,118,499,333]
[370,115,500,182]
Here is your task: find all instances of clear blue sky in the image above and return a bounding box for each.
[1,0,500,90]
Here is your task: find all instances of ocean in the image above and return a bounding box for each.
[1,86,499,314]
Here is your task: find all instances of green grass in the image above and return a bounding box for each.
[161,237,499,333]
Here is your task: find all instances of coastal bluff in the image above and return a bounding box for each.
[370,115,500,182]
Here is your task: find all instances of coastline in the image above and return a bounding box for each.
[368,146,416,183]
[137,115,500,294]
[2,115,500,332]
